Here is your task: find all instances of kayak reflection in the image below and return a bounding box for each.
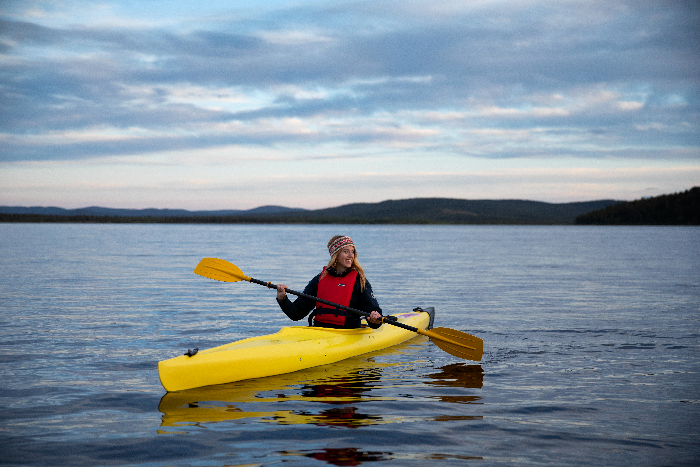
[295,369,382,428]
[159,343,417,429]
[159,366,390,429]
[300,368,381,404]
[158,345,484,430]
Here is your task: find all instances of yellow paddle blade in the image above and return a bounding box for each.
[194,258,252,283]
[419,327,484,361]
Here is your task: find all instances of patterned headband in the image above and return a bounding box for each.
[328,236,354,257]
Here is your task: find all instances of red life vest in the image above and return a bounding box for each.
[313,268,358,327]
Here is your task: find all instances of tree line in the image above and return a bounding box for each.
[575,187,699,225]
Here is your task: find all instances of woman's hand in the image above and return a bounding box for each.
[276,284,287,300]
[367,310,382,325]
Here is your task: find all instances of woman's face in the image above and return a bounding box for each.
[335,246,355,272]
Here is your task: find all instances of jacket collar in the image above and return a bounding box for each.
[327,266,353,277]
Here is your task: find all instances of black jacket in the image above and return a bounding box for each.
[276,267,382,329]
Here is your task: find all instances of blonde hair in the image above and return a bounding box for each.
[323,235,367,291]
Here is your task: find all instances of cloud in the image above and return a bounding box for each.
[0,0,698,207]
[477,106,570,118]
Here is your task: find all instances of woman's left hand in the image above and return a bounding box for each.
[368,311,382,325]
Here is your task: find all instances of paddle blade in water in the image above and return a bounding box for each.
[423,327,484,361]
[194,258,251,283]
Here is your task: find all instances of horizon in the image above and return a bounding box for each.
[1,1,699,210]
[5,190,682,212]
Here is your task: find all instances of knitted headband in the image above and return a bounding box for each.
[328,236,355,257]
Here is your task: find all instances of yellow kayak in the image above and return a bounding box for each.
[158,340,425,429]
[158,308,434,392]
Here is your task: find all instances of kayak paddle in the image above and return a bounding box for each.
[194,257,484,361]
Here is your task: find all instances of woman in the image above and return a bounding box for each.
[276,235,383,329]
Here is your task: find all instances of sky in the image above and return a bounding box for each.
[1,0,698,210]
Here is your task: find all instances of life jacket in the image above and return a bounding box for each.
[310,268,358,328]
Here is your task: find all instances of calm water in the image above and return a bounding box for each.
[1,224,698,466]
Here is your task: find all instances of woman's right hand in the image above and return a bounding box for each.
[276,284,287,300]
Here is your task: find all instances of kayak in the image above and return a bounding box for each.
[158,307,435,392]
[158,342,418,428]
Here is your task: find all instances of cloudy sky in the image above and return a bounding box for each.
[1,0,698,210]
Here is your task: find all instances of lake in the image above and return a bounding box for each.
[1,224,698,466]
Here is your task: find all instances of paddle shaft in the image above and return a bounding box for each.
[249,277,418,332]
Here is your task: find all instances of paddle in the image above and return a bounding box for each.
[194,257,484,361]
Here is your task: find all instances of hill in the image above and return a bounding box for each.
[285,198,618,224]
[0,198,618,225]
[575,187,699,225]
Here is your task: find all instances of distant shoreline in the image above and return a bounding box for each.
[0,213,582,225]
[1,188,697,225]
[0,197,617,225]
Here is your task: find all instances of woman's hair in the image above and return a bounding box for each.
[323,235,367,291]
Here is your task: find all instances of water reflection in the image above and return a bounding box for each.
[159,366,393,429]
[282,448,390,466]
[281,448,483,465]
[159,360,483,430]
[426,363,483,406]
[300,368,381,404]
[295,369,383,428]
[426,363,484,388]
